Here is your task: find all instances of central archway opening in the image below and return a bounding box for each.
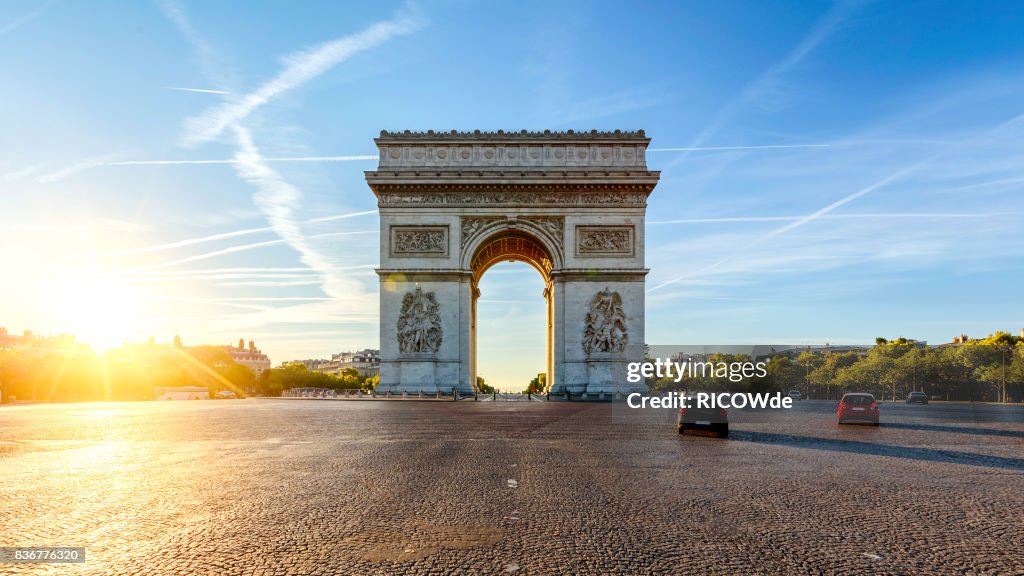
[475,262,548,392]
[469,232,555,394]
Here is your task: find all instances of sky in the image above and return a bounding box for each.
[2,0,1024,391]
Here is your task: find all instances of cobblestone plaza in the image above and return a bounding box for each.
[2,400,1022,575]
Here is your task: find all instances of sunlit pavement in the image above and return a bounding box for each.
[1,400,1022,575]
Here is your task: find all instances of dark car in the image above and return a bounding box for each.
[906,391,928,405]
[677,404,728,438]
[837,393,879,425]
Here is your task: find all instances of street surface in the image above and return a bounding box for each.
[1,399,1022,575]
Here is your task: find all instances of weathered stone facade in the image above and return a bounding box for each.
[366,130,659,395]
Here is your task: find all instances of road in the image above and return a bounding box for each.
[1,399,1022,575]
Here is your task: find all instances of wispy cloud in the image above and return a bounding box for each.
[100,209,376,257]
[648,212,1024,225]
[648,164,920,294]
[548,87,664,126]
[0,1,51,37]
[649,143,832,153]
[159,0,418,324]
[679,1,862,158]
[303,209,377,224]
[103,225,274,256]
[156,0,232,92]
[38,154,376,182]
[181,9,420,146]
[3,164,40,181]
[139,230,376,270]
[163,86,231,95]
[647,110,1024,294]
[140,1,414,353]
[36,153,124,182]
[143,238,287,269]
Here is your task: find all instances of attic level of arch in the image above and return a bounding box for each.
[377,128,648,139]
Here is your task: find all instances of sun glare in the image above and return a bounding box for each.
[56,270,143,352]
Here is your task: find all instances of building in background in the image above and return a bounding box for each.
[0,327,82,356]
[283,349,380,378]
[335,349,380,377]
[224,339,271,377]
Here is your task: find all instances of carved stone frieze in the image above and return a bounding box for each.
[379,191,648,207]
[390,226,448,257]
[460,217,503,248]
[583,288,628,355]
[397,287,443,354]
[521,216,563,239]
[576,226,634,256]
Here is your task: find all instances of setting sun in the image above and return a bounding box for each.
[55,269,143,352]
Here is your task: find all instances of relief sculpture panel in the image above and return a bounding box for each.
[575,225,634,256]
[390,225,449,257]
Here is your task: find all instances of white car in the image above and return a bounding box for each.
[787,390,802,401]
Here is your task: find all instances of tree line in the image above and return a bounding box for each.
[0,344,380,402]
[647,333,1024,402]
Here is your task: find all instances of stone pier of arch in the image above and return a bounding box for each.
[365,130,660,396]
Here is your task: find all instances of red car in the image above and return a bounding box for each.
[837,393,879,425]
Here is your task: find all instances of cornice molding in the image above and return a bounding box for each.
[377,129,648,141]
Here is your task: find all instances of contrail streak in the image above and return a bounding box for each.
[39,154,377,181]
[647,212,1022,225]
[142,239,286,269]
[649,144,832,153]
[91,155,377,165]
[102,226,273,256]
[647,111,1024,294]
[164,86,231,95]
[139,230,375,270]
[100,211,377,256]
[646,165,920,294]
[182,11,420,146]
[0,1,51,36]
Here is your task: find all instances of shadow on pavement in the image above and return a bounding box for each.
[729,430,1024,472]
[881,422,1024,439]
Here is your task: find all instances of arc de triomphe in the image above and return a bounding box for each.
[365,130,659,395]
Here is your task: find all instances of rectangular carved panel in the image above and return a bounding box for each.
[390,225,449,257]
[575,225,634,257]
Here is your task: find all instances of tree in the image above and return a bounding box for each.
[964,332,1023,402]
[765,355,801,392]
[796,350,821,396]
[476,376,495,394]
[257,364,340,396]
[524,373,546,394]
[809,351,860,399]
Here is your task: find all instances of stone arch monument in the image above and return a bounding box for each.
[366,130,659,395]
